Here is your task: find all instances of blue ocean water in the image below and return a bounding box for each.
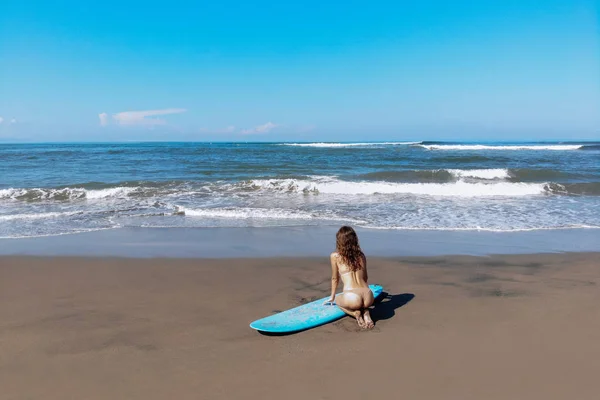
[0,141,599,238]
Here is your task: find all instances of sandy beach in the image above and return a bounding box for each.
[1,252,599,399]
[4,1,599,398]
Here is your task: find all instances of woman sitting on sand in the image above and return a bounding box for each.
[324,226,375,329]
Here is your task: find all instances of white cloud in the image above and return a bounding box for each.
[98,113,109,126]
[103,108,187,127]
[241,121,278,135]
[0,117,18,128]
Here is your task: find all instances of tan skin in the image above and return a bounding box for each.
[324,252,375,329]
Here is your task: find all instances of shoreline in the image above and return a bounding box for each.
[2,252,599,399]
[1,225,599,258]
[2,250,599,262]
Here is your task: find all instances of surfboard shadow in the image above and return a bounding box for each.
[370,292,415,323]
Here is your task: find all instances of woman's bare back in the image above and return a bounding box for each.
[332,252,369,289]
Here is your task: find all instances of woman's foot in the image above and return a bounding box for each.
[356,314,367,329]
[352,310,366,329]
[363,310,374,329]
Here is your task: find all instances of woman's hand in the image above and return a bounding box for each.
[323,297,335,305]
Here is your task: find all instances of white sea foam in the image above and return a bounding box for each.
[248,177,546,197]
[0,227,117,240]
[447,169,511,180]
[281,142,421,148]
[177,206,316,219]
[363,225,600,232]
[0,189,20,199]
[0,188,84,200]
[418,144,583,151]
[86,187,138,199]
[0,186,139,201]
[0,211,82,221]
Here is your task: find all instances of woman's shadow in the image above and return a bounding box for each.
[370,292,415,323]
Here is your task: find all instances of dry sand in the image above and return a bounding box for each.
[1,253,599,399]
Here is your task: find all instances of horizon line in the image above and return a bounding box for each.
[1,139,599,145]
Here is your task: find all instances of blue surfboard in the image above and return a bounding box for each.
[250,284,384,333]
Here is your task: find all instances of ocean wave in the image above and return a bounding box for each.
[3,176,597,206]
[0,211,83,221]
[356,169,510,182]
[245,177,548,197]
[359,168,577,183]
[363,224,600,232]
[280,142,421,148]
[175,206,369,224]
[0,186,143,201]
[176,206,318,220]
[430,155,501,163]
[417,144,584,151]
[508,168,573,181]
[86,187,139,199]
[579,144,600,151]
[447,168,511,180]
[0,188,87,201]
[544,182,600,196]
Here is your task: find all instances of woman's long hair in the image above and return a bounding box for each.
[335,226,365,271]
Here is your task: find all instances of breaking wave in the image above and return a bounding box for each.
[417,144,584,151]
[2,175,599,204]
[355,168,581,183]
[244,177,549,197]
[448,169,510,180]
[174,206,365,224]
[0,186,143,201]
[280,142,421,148]
[357,169,510,182]
[176,206,316,220]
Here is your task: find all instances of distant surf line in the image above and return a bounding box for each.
[278,142,596,151]
[416,144,584,151]
[280,142,421,148]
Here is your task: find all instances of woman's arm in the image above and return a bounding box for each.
[326,253,339,303]
[362,254,368,282]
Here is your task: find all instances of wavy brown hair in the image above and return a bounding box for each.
[335,226,365,271]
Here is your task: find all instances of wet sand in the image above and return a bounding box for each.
[1,253,599,399]
[2,226,599,258]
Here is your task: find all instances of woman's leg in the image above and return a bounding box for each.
[336,291,366,328]
[361,289,375,329]
[337,289,375,329]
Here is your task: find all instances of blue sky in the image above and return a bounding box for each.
[1,0,598,142]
